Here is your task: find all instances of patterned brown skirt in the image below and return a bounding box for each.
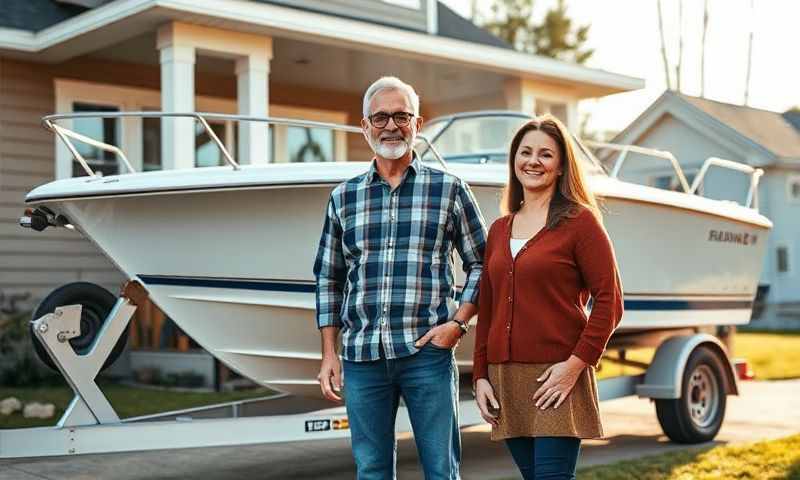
[487,362,604,441]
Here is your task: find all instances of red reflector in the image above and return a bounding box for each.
[733,358,755,380]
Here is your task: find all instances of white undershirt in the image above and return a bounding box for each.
[510,238,530,259]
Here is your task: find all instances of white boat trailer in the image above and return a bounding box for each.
[0,291,740,458]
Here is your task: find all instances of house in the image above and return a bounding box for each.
[611,91,800,331]
[0,0,643,386]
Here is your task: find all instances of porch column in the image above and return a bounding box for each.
[236,48,272,164]
[157,26,196,170]
[504,78,536,116]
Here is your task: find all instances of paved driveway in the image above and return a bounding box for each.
[2,379,798,480]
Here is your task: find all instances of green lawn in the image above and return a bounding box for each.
[733,331,800,380]
[0,381,273,429]
[597,331,800,381]
[578,434,800,479]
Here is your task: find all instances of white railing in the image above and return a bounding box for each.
[583,140,764,210]
[41,111,447,177]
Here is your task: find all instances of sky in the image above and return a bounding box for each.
[440,0,800,135]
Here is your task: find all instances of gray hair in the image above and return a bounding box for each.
[362,76,420,118]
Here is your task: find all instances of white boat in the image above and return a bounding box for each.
[23,111,771,399]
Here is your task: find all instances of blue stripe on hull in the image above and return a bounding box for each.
[138,275,316,293]
[624,300,752,310]
[137,275,753,311]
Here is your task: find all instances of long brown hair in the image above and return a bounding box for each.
[501,114,600,229]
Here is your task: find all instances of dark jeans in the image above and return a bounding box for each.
[505,436,581,480]
[342,343,460,480]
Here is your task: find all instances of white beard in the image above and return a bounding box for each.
[368,135,412,160]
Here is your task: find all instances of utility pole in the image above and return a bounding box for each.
[676,0,683,93]
[744,0,755,105]
[701,0,709,97]
[657,0,672,90]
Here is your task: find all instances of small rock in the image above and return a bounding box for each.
[0,397,22,416]
[23,402,55,419]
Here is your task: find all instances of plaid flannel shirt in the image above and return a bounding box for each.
[313,156,487,361]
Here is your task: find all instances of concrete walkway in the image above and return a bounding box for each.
[2,379,798,479]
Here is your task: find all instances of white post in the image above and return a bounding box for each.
[504,78,536,115]
[236,54,270,164]
[157,25,196,170]
[566,102,579,132]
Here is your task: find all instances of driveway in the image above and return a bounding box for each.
[2,379,798,480]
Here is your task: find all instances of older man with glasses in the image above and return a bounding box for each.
[313,76,487,479]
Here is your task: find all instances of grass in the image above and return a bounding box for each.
[733,331,800,380]
[596,331,800,381]
[577,433,800,479]
[0,380,273,429]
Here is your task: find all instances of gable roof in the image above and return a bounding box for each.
[783,110,800,132]
[0,0,511,50]
[615,90,800,161]
[678,94,800,159]
[435,3,511,50]
[0,0,87,31]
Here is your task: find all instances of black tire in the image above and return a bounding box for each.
[30,282,128,373]
[655,345,727,444]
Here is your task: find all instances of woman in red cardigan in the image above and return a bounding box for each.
[473,115,623,480]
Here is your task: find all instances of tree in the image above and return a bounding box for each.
[481,0,594,64]
[744,0,755,105]
[657,0,673,90]
[676,0,684,92]
[701,0,709,97]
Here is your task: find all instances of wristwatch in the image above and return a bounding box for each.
[450,318,470,336]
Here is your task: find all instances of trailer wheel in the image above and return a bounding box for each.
[655,345,727,443]
[30,282,128,373]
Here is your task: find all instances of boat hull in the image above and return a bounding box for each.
[34,168,769,397]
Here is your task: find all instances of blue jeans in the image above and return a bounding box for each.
[342,343,460,480]
[505,436,581,480]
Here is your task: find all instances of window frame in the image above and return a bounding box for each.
[776,244,791,275]
[786,174,800,204]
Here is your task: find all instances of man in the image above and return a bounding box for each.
[313,76,486,479]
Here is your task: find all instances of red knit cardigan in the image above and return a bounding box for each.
[472,208,624,382]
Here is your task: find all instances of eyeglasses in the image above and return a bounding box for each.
[367,111,415,129]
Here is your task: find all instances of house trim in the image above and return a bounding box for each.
[0,0,643,97]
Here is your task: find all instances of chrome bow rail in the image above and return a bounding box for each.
[584,140,764,211]
[41,111,448,177]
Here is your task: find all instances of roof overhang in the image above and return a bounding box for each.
[0,0,643,99]
[613,92,782,168]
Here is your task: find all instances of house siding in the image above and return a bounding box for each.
[0,59,125,310]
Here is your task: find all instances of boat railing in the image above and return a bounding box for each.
[690,157,764,210]
[583,140,764,210]
[41,111,447,177]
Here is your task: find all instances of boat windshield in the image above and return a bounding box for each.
[417,113,605,175]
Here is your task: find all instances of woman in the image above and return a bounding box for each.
[473,115,623,480]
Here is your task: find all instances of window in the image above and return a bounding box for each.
[71,102,120,177]
[286,126,334,163]
[142,110,162,171]
[777,246,790,274]
[195,121,229,167]
[647,169,698,193]
[788,175,800,203]
[651,174,676,191]
[536,99,569,125]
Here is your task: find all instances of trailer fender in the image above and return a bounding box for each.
[635,333,739,399]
